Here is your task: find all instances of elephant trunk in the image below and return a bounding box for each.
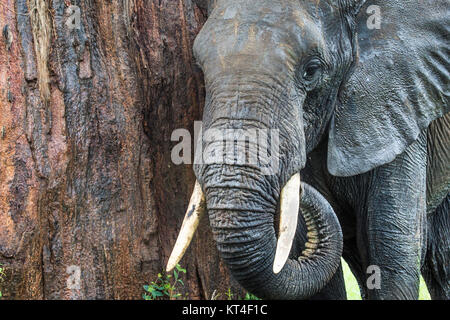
[204,168,342,299]
[167,164,343,300]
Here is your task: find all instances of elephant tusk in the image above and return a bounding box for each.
[273,173,301,274]
[166,180,206,273]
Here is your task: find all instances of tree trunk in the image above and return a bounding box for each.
[0,0,243,300]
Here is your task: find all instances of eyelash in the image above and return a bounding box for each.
[303,60,322,79]
[291,55,326,91]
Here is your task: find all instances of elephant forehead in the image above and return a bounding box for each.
[213,1,321,40]
[195,1,325,69]
[213,0,289,20]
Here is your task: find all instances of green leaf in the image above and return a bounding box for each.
[143,293,154,300]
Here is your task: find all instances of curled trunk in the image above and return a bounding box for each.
[204,167,343,299]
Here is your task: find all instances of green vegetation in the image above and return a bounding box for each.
[342,259,362,300]
[220,288,260,300]
[0,264,5,299]
[142,264,261,300]
[243,293,260,300]
[419,276,431,300]
[224,288,234,300]
[143,264,187,300]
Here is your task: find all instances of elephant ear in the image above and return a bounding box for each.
[328,0,450,177]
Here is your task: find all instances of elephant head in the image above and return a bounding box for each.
[167,0,448,299]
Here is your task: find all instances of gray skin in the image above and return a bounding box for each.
[192,0,449,299]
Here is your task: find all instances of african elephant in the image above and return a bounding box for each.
[167,0,449,300]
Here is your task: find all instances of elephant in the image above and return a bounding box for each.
[167,0,449,300]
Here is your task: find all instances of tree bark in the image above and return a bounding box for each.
[0,0,243,300]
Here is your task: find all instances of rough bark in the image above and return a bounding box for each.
[0,0,243,300]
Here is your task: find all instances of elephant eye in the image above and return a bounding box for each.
[302,59,323,87]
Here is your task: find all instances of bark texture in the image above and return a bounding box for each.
[0,0,243,299]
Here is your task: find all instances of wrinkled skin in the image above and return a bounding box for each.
[191,0,449,299]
